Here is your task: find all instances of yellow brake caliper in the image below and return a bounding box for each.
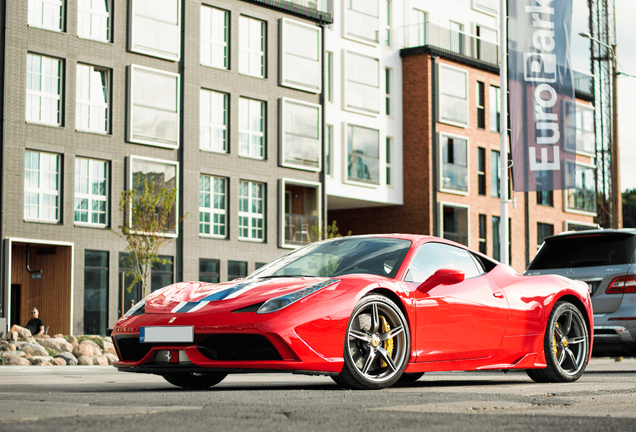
[553,322,559,356]
[380,316,394,367]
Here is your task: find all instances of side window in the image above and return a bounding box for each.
[405,243,483,282]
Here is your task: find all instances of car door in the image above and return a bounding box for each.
[406,242,510,362]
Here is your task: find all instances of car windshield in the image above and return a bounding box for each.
[528,233,636,270]
[248,237,412,279]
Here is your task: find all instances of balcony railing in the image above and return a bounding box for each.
[285,213,320,246]
[246,0,333,22]
[399,22,499,67]
[573,70,593,96]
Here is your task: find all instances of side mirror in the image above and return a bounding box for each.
[417,269,465,292]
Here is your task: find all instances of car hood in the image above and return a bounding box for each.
[144,277,334,314]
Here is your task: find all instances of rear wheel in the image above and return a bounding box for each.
[336,294,410,390]
[163,372,227,389]
[527,301,589,383]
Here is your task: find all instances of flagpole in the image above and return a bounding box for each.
[499,0,509,265]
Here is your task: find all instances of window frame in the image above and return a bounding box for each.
[28,0,65,33]
[478,213,487,254]
[199,174,228,239]
[564,220,597,232]
[385,67,392,116]
[439,132,470,196]
[238,97,266,160]
[228,260,248,281]
[279,178,322,249]
[26,53,63,127]
[489,85,501,133]
[325,51,333,103]
[83,249,109,336]
[564,160,597,216]
[76,63,110,135]
[343,0,380,45]
[343,50,380,116]
[128,64,180,149]
[279,97,322,172]
[476,81,485,129]
[200,88,228,154]
[129,0,182,61]
[537,222,555,250]
[438,63,469,127]
[238,180,265,242]
[24,150,61,223]
[477,146,486,196]
[199,258,220,283]
[200,5,229,70]
[238,15,266,79]
[325,124,333,177]
[279,18,322,93]
[74,157,109,227]
[440,202,470,247]
[344,122,381,187]
[384,0,391,47]
[77,0,111,43]
[127,155,180,238]
[574,102,596,157]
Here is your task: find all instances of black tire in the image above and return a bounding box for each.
[335,294,410,390]
[526,301,589,383]
[397,372,424,383]
[163,372,227,389]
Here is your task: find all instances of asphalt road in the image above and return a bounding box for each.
[1,359,635,432]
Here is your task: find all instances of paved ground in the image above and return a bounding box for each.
[0,358,635,431]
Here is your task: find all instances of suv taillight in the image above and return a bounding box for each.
[606,275,636,294]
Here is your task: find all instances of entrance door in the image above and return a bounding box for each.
[10,284,21,326]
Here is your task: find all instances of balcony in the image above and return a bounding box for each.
[573,69,594,98]
[399,22,499,68]
[243,0,333,23]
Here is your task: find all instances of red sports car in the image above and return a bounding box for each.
[111,235,593,390]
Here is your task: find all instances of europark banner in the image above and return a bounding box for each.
[508,0,577,192]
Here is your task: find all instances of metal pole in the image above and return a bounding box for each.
[499,0,509,265]
[611,45,622,228]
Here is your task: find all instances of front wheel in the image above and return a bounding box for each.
[336,294,410,390]
[163,372,227,389]
[526,301,589,383]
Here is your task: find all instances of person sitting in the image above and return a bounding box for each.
[8,307,44,339]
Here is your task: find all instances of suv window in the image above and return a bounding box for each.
[405,242,483,282]
[528,233,636,270]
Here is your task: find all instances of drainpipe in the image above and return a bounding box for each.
[431,54,438,237]
[176,0,186,283]
[0,0,7,318]
[319,21,327,237]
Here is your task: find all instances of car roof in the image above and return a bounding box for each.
[547,228,636,241]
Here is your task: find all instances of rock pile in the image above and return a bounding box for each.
[0,333,119,366]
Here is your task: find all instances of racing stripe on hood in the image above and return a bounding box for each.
[171,279,268,313]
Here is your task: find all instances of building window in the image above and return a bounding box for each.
[344,0,379,44]
[489,85,501,133]
[565,221,597,232]
[239,98,265,159]
[325,51,333,103]
[537,190,554,206]
[129,65,179,148]
[26,54,62,126]
[238,180,264,241]
[152,255,173,291]
[491,150,500,198]
[441,204,468,246]
[200,6,228,70]
[128,156,179,236]
[75,158,108,226]
[24,151,60,222]
[478,214,487,254]
[78,0,110,42]
[347,124,380,185]
[386,137,392,186]
[228,260,247,281]
[440,134,468,194]
[439,64,468,126]
[239,16,265,78]
[565,163,596,214]
[384,0,391,46]
[255,262,266,270]
[280,18,321,92]
[474,147,485,196]
[76,64,109,134]
[28,0,64,32]
[281,98,321,171]
[345,51,380,114]
[326,124,333,176]
[200,89,228,153]
[537,222,554,249]
[199,258,220,283]
[130,0,181,61]
[385,68,392,116]
[282,179,321,247]
[575,104,595,154]
[119,252,142,315]
[199,175,227,238]
[84,250,108,336]
[476,81,485,129]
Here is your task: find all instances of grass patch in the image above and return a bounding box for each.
[76,335,104,350]
[45,347,59,357]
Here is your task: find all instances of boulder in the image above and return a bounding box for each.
[25,337,36,343]
[29,356,53,365]
[39,337,73,352]
[0,341,16,351]
[55,352,78,366]
[4,356,30,365]
[15,327,32,339]
[7,331,18,342]
[50,357,66,366]
[103,340,117,355]
[65,335,78,346]
[53,333,65,339]
[2,350,27,358]
[92,355,109,366]
[104,353,119,365]
[19,342,48,357]
[36,334,50,340]
[77,355,93,365]
[73,340,101,358]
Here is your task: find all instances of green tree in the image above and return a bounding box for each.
[113,177,186,297]
[623,189,636,228]
[313,220,352,239]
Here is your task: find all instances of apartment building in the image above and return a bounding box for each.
[328,0,597,273]
[0,0,332,336]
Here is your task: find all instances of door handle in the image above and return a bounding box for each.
[493,291,504,299]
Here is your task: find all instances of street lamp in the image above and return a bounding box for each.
[578,32,622,229]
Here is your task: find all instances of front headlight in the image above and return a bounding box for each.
[257,279,340,314]
[124,295,148,318]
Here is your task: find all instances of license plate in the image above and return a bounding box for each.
[140,326,194,343]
